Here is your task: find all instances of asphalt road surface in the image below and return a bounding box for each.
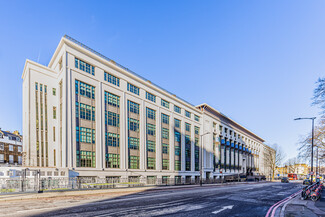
[22,181,301,217]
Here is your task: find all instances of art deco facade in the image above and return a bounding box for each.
[22,35,273,179]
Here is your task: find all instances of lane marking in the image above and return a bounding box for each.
[212,205,234,214]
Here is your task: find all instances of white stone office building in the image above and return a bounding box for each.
[22,35,273,180]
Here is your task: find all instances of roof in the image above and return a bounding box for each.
[196,103,265,143]
[0,129,22,139]
[50,35,198,110]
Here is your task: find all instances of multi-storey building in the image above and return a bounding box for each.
[0,129,23,166]
[22,35,274,180]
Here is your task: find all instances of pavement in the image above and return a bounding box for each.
[0,181,301,217]
[280,187,325,217]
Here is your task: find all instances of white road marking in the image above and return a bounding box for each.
[212,205,234,214]
[245,188,253,190]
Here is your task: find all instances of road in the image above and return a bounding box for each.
[0,182,302,217]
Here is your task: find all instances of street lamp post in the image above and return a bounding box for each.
[200,132,210,186]
[294,117,316,183]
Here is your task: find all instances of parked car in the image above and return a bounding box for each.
[281,177,289,183]
[303,179,311,185]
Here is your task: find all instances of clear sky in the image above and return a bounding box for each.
[0,0,324,161]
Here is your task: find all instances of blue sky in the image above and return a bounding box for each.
[0,0,324,161]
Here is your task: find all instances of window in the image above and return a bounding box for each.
[53,127,56,142]
[195,126,200,135]
[129,156,140,169]
[78,103,95,121]
[0,143,3,150]
[185,123,191,132]
[194,115,200,122]
[161,99,169,109]
[128,101,139,114]
[128,118,139,131]
[146,92,156,102]
[75,80,95,99]
[147,140,156,152]
[106,153,120,168]
[128,137,139,150]
[18,146,22,152]
[175,160,181,171]
[185,111,191,118]
[163,159,169,170]
[106,133,120,147]
[174,105,181,113]
[0,154,4,163]
[44,85,47,93]
[80,151,95,167]
[175,131,181,142]
[162,128,169,139]
[174,119,181,128]
[53,107,57,119]
[79,127,95,144]
[162,143,169,154]
[35,82,38,91]
[9,145,13,151]
[127,83,139,95]
[105,92,120,107]
[53,88,56,96]
[18,156,22,164]
[40,84,43,92]
[175,145,181,156]
[147,157,155,170]
[104,72,120,86]
[161,114,169,124]
[106,111,120,127]
[146,108,156,120]
[147,124,156,136]
[75,58,95,75]
[9,155,14,164]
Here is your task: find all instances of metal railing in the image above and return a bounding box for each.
[0,175,256,194]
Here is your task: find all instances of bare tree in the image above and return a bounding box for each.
[264,144,286,180]
[312,77,325,116]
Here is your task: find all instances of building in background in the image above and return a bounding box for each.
[22,35,274,180]
[0,129,23,166]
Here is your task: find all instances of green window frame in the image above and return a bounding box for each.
[147,157,156,170]
[127,83,139,95]
[104,72,120,86]
[146,92,156,102]
[146,108,156,120]
[174,105,181,113]
[147,140,156,152]
[128,101,139,114]
[163,159,169,170]
[185,111,191,118]
[185,123,191,132]
[161,113,169,125]
[75,58,95,75]
[147,124,156,136]
[128,137,139,150]
[162,128,169,139]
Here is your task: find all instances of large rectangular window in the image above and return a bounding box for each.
[79,127,95,144]
[128,137,139,150]
[146,108,156,120]
[75,80,95,99]
[194,115,200,122]
[163,159,169,170]
[162,143,169,154]
[147,124,156,136]
[161,99,169,109]
[105,92,120,107]
[161,114,169,124]
[175,119,181,128]
[175,160,181,171]
[174,105,181,113]
[75,58,95,75]
[185,111,191,118]
[80,151,96,167]
[162,128,169,139]
[127,83,139,95]
[106,132,120,147]
[77,103,95,121]
[128,101,139,114]
[146,92,156,102]
[106,111,120,127]
[106,153,120,168]
[104,72,120,86]
[147,140,156,152]
[129,156,140,169]
[147,157,156,170]
[185,123,191,132]
[185,135,191,171]
[128,118,139,131]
